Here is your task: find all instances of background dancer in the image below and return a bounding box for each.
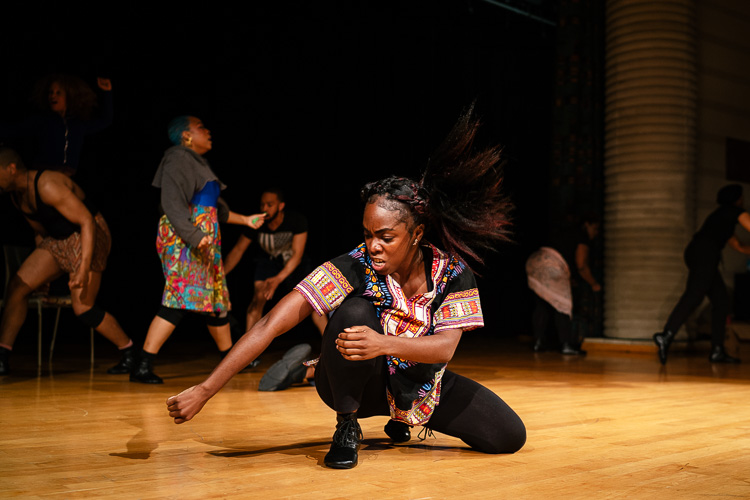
[223,187,326,390]
[0,73,113,178]
[130,116,265,384]
[0,148,134,375]
[525,213,600,355]
[654,184,750,364]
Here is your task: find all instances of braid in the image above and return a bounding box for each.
[360,176,426,230]
[419,103,513,270]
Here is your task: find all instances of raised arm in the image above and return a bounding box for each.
[167,289,313,423]
[83,79,114,134]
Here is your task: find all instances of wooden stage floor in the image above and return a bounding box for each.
[2,334,749,499]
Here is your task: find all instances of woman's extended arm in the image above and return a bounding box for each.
[226,211,266,229]
[166,290,313,423]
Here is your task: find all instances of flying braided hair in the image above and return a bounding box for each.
[361,103,513,272]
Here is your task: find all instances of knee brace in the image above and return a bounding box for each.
[76,305,106,329]
[156,306,186,326]
[205,313,229,327]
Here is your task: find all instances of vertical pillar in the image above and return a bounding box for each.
[604,0,697,338]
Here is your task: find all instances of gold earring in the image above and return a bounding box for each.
[184,136,193,147]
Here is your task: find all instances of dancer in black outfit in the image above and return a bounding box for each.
[654,184,750,364]
[165,105,526,469]
[526,213,601,355]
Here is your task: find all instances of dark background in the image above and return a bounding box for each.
[2,1,563,352]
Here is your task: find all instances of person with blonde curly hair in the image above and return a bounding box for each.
[1,73,113,177]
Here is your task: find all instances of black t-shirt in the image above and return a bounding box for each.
[242,210,308,264]
[550,227,590,276]
[692,204,744,250]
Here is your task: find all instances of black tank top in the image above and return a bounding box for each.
[18,170,97,240]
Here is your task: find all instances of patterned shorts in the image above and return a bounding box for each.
[38,213,111,274]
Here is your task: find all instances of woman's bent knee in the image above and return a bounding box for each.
[469,417,527,454]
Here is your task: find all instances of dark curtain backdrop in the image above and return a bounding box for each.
[549,0,605,338]
[2,2,565,349]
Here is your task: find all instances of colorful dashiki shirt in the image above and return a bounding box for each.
[295,242,483,425]
[156,181,230,313]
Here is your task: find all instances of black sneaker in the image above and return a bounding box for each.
[107,346,137,374]
[709,346,741,364]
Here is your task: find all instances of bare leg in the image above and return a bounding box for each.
[131,315,176,384]
[70,271,130,348]
[0,249,63,347]
[245,280,267,331]
[306,312,327,380]
[142,316,178,354]
[206,323,232,352]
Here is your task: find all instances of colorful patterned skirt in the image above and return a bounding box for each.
[156,205,230,313]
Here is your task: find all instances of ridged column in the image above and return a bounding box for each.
[604,0,697,338]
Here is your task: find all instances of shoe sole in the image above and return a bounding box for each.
[324,461,357,469]
[258,343,312,391]
[129,375,164,384]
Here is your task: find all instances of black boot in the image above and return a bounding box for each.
[653,330,676,365]
[107,346,137,374]
[129,352,163,384]
[384,419,411,443]
[324,413,363,469]
[709,345,741,364]
[0,347,9,375]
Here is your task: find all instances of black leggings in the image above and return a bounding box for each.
[156,306,229,327]
[664,240,728,347]
[314,297,526,454]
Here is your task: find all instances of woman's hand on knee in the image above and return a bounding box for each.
[336,327,386,360]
